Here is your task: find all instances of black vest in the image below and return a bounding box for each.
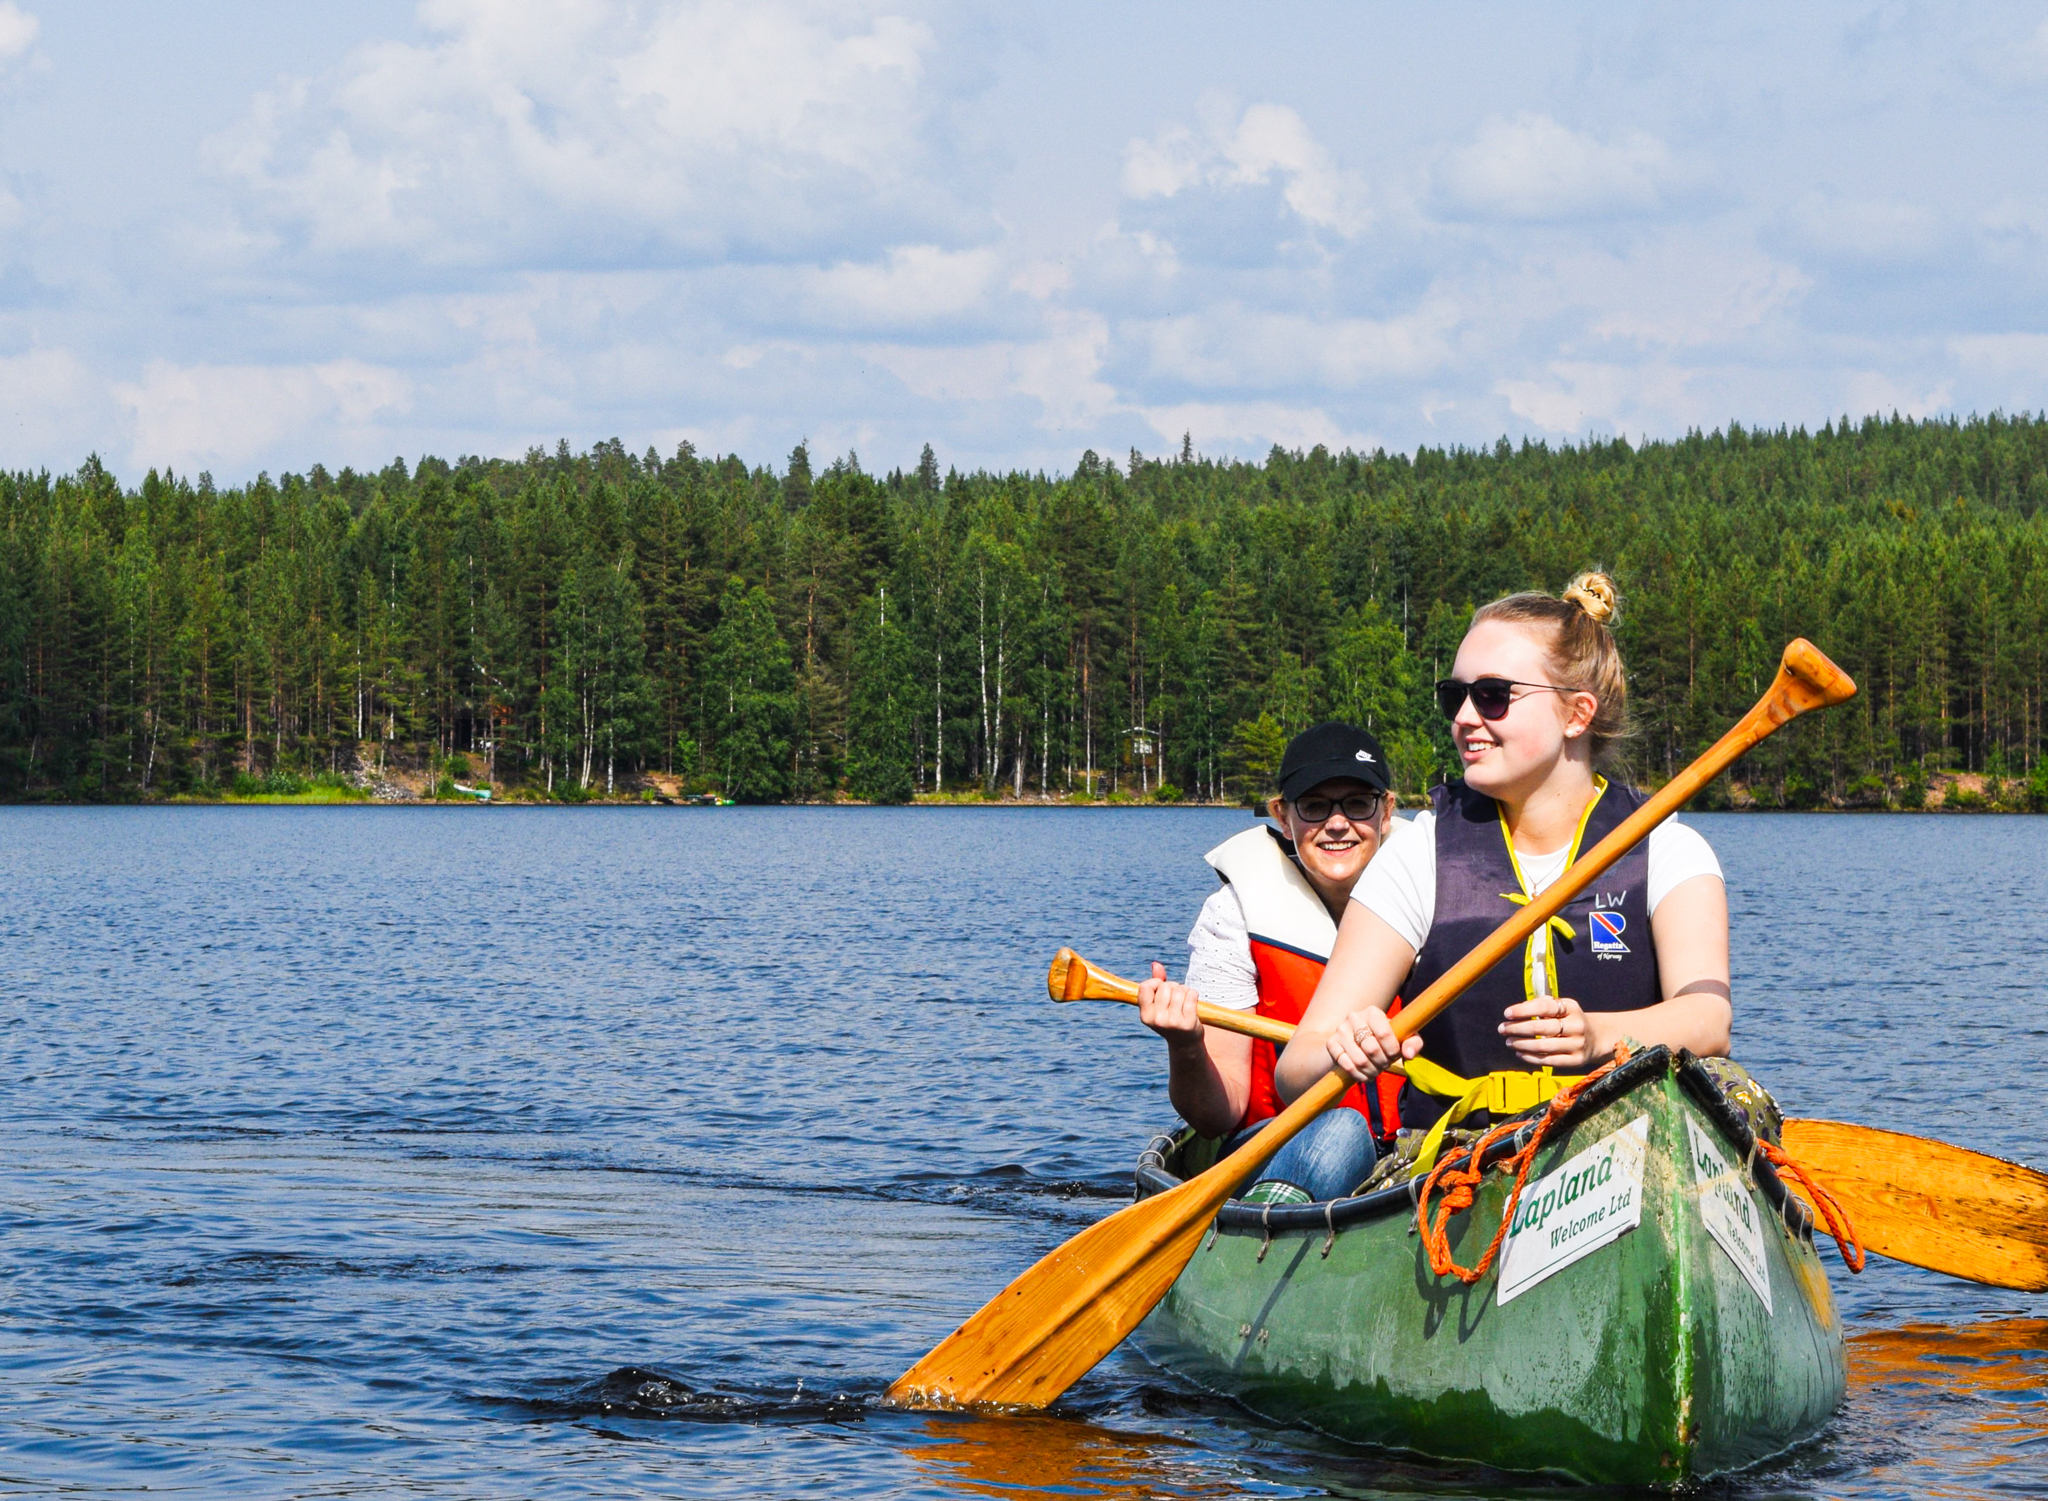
[1399,778,1659,1130]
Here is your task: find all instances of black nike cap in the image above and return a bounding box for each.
[1276,721,1393,802]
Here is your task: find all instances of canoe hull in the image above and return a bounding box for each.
[1133,1051,1845,1487]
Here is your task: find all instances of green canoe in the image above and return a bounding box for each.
[1131,1047,1846,1487]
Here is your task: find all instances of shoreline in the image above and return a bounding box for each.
[1,796,2041,814]
[5,762,2038,814]
[19,744,2032,814]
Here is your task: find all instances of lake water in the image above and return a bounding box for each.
[0,807,2042,1498]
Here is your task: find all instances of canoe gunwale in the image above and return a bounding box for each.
[1137,1045,1816,1242]
[1670,1047,1811,1233]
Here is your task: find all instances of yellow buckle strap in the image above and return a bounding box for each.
[1401,1057,1584,1175]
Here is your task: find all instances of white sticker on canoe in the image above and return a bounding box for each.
[1496,1115,1649,1306]
[1684,1113,1774,1313]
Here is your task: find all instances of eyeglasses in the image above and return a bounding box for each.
[1291,791,1386,824]
[1434,677,1569,722]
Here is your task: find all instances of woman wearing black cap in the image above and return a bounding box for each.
[1135,721,1399,1205]
[1272,574,1732,1144]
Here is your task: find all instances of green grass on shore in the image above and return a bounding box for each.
[176,785,372,805]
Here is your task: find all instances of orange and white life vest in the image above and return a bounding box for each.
[1205,826,1400,1138]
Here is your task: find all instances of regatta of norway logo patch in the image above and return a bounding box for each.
[1589,910,1630,958]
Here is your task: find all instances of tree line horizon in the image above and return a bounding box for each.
[4,414,2047,809]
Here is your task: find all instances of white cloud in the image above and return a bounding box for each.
[1133,302,1461,390]
[1977,196,2048,267]
[1951,332,2048,378]
[212,0,943,264]
[1138,400,1381,456]
[1497,361,1698,434]
[1561,239,1808,349]
[1786,193,1940,262]
[1493,354,1965,441]
[1008,260,1071,301]
[868,340,1013,403]
[114,359,412,475]
[868,311,1118,431]
[1843,370,1953,420]
[4,4,2047,482]
[0,348,109,459]
[1012,312,1118,429]
[1438,113,1675,221]
[806,245,1000,324]
[1989,17,2048,82]
[0,3,37,64]
[1123,101,1368,235]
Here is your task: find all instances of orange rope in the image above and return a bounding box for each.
[1757,1139,1865,1272]
[1416,1047,1867,1284]
[1416,1046,1630,1285]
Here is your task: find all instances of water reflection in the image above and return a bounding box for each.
[906,1411,1230,1500]
[1845,1319,2048,1496]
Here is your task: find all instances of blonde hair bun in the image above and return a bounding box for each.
[1471,571,1630,765]
[1562,571,1619,626]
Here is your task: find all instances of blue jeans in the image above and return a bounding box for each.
[1227,1108,1379,1203]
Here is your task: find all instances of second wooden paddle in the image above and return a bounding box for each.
[885,637,1857,1410]
[1053,949,2048,1293]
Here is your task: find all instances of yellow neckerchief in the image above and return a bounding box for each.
[1497,774,1605,1005]
[1403,777,1608,1176]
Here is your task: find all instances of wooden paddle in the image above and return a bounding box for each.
[1778,1121,2048,1292]
[1053,950,2048,1293]
[1045,950,1295,1045]
[885,638,1857,1409]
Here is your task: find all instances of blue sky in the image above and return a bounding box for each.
[3,1,2048,481]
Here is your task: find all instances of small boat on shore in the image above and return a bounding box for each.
[1130,1046,1845,1487]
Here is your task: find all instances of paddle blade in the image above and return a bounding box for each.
[1781,1119,2048,1292]
[888,1072,1347,1408]
[886,1169,1224,1408]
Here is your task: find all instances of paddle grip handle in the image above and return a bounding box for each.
[1047,947,1298,1046]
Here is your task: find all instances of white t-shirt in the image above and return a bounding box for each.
[1183,884,1262,1012]
[1353,811,1721,968]
[1188,810,1723,1011]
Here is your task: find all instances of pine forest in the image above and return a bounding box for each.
[4,415,2048,810]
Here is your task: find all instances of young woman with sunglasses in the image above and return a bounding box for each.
[1134,722,1400,1204]
[1271,573,1731,1138]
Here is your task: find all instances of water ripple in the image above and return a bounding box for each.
[0,806,2042,1498]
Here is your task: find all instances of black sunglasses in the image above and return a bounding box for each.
[1434,676,1569,721]
[1291,791,1386,824]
